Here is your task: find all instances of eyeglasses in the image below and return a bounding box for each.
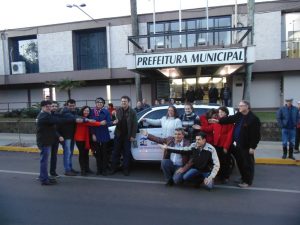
[238,104,247,107]
[96,101,104,104]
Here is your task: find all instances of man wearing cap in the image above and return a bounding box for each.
[276,98,299,160]
[294,101,300,153]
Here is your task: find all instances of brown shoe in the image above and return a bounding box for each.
[64,171,77,176]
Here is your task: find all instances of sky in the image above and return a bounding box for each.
[0,0,275,30]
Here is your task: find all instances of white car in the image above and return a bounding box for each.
[109,104,235,161]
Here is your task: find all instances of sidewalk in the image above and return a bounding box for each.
[0,133,299,166]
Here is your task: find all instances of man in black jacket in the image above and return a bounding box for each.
[111,96,137,176]
[210,100,261,188]
[36,100,82,185]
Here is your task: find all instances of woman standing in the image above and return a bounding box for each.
[180,103,200,142]
[143,105,182,137]
[74,106,104,176]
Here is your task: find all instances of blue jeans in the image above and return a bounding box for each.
[282,128,296,148]
[39,146,51,182]
[161,159,181,181]
[62,139,75,172]
[174,168,213,189]
[50,141,59,175]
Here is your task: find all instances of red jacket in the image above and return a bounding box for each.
[199,115,214,144]
[212,122,234,150]
[74,121,101,149]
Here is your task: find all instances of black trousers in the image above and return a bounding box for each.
[91,141,110,173]
[76,141,90,172]
[50,141,59,175]
[215,146,231,180]
[232,145,255,185]
[295,127,300,150]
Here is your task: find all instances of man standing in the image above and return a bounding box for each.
[295,101,300,153]
[49,101,61,177]
[58,99,79,176]
[276,98,299,160]
[220,83,231,106]
[208,84,219,104]
[142,98,150,109]
[185,86,195,103]
[141,128,190,186]
[211,100,261,188]
[36,100,81,185]
[111,96,137,176]
[172,132,220,190]
[90,97,111,176]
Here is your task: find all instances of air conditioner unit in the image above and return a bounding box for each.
[11,61,26,74]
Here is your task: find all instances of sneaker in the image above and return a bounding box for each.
[165,179,174,186]
[282,154,287,159]
[64,171,77,176]
[238,182,250,188]
[41,179,57,186]
[294,149,300,154]
[288,156,296,160]
[86,169,94,174]
[50,172,60,178]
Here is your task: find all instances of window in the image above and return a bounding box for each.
[9,35,39,74]
[147,16,231,49]
[75,28,107,70]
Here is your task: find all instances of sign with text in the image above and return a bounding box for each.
[136,48,245,68]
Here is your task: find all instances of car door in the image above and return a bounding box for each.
[132,108,168,161]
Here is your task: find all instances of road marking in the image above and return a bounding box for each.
[1,169,300,194]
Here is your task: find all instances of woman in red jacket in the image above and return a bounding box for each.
[74,106,104,176]
[212,106,234,183]
[193,108,218,145]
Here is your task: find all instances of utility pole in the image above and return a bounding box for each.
[243,0,255,101]
[130,0,142,102]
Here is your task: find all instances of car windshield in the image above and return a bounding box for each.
[137,107,152,120]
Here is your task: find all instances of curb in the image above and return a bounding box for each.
[0,146,299,166]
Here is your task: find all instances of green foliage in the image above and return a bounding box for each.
[54,78,85,99]
[3,107,39,118]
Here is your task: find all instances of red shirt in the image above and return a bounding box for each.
[212,122,234,150]
[74,121,101,149]
[199,115,214,144]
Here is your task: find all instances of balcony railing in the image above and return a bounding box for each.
[128,26,252,54]
[281,40,300,58]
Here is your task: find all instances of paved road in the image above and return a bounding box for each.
[0,151,300,225]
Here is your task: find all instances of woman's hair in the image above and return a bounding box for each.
[166,105,179,118]
[205,108,218,119]
[79,105,91,117]
[218,106,229,116]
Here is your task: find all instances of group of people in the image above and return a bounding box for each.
[36,96,137,185]
[36,95,261,190]
[184,84,232,106]
[142,100,261,189]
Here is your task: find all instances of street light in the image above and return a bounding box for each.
[66,3,97,23]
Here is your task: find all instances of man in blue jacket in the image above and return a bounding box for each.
[276,98,299,160]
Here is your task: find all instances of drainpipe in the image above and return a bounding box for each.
[106,22,112,78]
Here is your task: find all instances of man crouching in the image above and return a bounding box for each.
[172,132,220,190]
[141,128,190,186]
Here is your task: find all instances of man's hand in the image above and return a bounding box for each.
[192,124,201,130]
[76,118,83,123]
[130,137,135,142]
[208,118,219,123]
[59,136,64,142]
[92,134,97,142]
[140,129,148,136]
[112,119,118,125]
[175,167,185,174]
[223,148,228,154]
[204,177,212,185]
[88,119,96,123]
[249,148,255,154]
[158,144,167,150]
[100,120,107,125]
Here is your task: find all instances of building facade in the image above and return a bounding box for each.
[0,0,300,111]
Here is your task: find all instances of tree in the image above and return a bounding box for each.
[55,78,85,99]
